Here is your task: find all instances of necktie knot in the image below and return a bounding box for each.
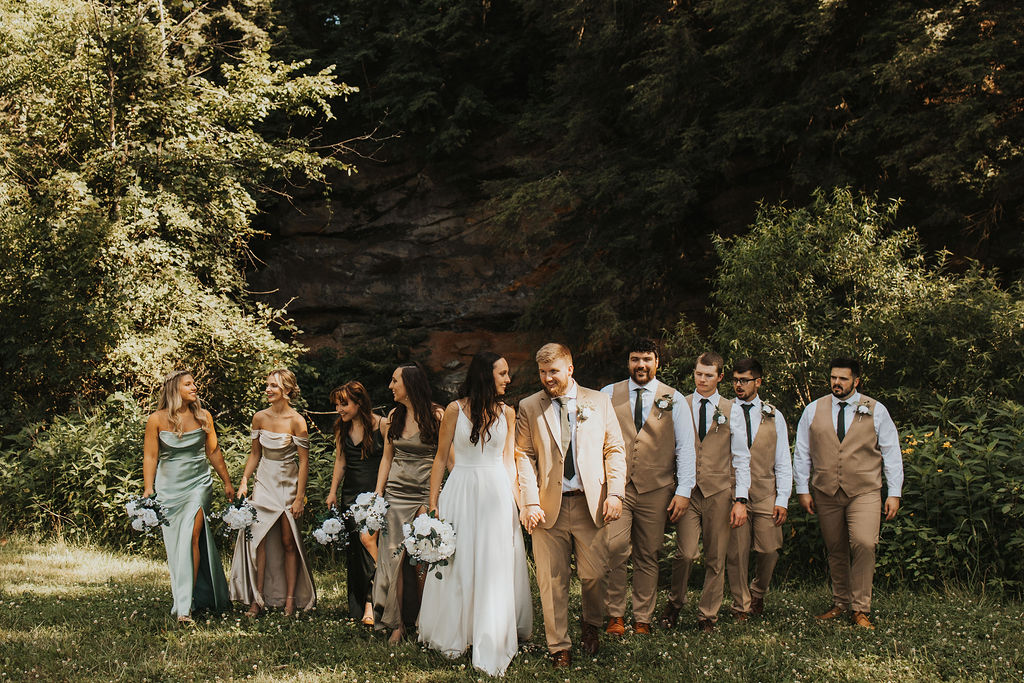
[838,401,848,408]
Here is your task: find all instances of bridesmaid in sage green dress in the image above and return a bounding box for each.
[142,370,234,623]
[372,363,444,645]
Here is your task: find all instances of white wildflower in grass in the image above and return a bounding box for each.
[124,494,169,536]
[212,498,258,541]
[348,492,389,533]
[398,511,456,578]
[311,507,349,549]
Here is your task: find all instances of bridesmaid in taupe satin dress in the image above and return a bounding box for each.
[371,363,444,644]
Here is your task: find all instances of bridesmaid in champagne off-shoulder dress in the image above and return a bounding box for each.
[229,368,316,616]
[142,370,234,623]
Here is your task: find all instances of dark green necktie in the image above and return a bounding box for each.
[557,397,575,479]
[837,401,848,442]
[634,388,644,432]
[699,398,710,441]
[742,403,754,448]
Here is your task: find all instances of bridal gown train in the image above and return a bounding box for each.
[418,408,533,677]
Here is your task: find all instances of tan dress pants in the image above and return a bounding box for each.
[726,508,783,613]
[532,493,608,652]
[602,482,674,623]
[813,487,881,613]
[668,487,732,622]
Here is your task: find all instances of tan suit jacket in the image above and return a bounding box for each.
[516,385,627,528]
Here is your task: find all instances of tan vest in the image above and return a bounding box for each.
[611,380,677,494]
[687,394,735,497]
[807,395,883,496]
[743,402,779,515]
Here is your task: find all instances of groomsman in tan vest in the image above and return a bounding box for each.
[661,351,751,632]
[794,357,903,630]
[725,358,792,619]
[599,338,696,635]
[516,343,627,668]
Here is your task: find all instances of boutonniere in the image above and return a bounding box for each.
[576,400,594,422]
[712,405,728,431]
[654,394,674,419]
[855,399,872,420]
[760,402,775,417]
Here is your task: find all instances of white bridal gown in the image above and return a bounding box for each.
[418,407,533,677]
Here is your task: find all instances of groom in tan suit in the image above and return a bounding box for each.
[516,343,627,669]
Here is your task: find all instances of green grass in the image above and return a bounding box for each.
[0,536,1022,682]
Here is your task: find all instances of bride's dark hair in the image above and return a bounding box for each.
[461,351,504,445]
[387,363,441,445]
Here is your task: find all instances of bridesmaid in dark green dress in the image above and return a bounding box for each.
[142,370,234,623]
[325,380,387,624]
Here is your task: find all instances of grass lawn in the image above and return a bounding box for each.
[0,536,1021,682]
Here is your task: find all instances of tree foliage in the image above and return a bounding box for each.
[0,0,355,425]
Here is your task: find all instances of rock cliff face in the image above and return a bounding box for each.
[248,161,541,386]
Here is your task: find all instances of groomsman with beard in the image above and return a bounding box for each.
[599,338,696,636]
[725,358,792,619]
[661,351,751,632]
[516,343,627,668]
[794,358,903,630]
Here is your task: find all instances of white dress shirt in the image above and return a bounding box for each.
[600,378,697,498]
[736,395,793,508]
[793,391,903,497]
[552,380,582,493]
[687,390,752,498]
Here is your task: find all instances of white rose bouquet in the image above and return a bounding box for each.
[212,497,258,541]
[399,511,456,579]
[312,507,349,549]
[348,491,389,534]
[125,494,169,536]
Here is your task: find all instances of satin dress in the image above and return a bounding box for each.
[340,430,384,619]
[155,428,231,617]
[418,409,533,677]
[372,431,435,631]
[228,430,316,611]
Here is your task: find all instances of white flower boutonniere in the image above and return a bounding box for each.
[654,394,674,419]
[577,400,594,423]
[761,402,775,417]
[855,399,872,421]
[712,405,728,431]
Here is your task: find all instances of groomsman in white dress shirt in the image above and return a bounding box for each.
[794,357,903,630]
[599,338,696,636]
[661,351,751,632]
[725,358,792,619]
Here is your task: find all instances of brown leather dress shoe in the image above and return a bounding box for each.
[696,618,716,633]
[551,650,572,668]
[605,616,626,636]
[581,622,600,655]
[633,621,651,635]
[659,603,681,630]
[733,611,749,622]
[749,596,764,616]
[815,605,847,620]
[852,611,875,629]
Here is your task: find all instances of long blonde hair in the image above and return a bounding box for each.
[157,370,209,436]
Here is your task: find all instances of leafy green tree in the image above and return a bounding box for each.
[0,0,354,424]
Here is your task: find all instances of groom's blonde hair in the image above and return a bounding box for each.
[536,343,572,365]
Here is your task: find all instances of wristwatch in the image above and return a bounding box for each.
[734,497,749,505]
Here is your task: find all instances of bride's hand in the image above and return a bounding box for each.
[236,480,248,500]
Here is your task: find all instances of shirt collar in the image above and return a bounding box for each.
[558,379,578,401]
[740,395,762,408]
[695,390,720,404]
[628,378,657,393]
[832,391,860,407]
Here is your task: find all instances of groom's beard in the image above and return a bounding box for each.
[542,377,569,398]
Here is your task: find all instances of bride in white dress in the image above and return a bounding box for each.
[419,352,533,677]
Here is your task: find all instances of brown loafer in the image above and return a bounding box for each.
[733,610,749,622]
[551,649,571,668]
[581,621,600,655]
[696,617,715,633]
[852,611,875,629]
[815,605,847,620]
[659,603,681,630]
[605,616,625,636]
[633,621,651,635]
[749,596,764,616]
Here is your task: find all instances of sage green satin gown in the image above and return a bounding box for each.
[155,428,231,617]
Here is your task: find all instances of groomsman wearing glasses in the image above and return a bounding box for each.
[599,338,696,636]
[794,358,903,630]
[725,359,792,619]
[661,351,751,632]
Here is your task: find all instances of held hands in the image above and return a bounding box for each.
[520,504,545,533]
[772,505,788,526]
[799,493,816,515]
[729,501,748,528]
[290,497,305,518]
[884,496,900,520]
[602,495,623,524]
[666,495,690,523]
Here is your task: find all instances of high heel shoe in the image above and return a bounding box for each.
[284,596,295,617]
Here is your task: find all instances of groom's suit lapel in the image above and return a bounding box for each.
[540,394,565,457]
